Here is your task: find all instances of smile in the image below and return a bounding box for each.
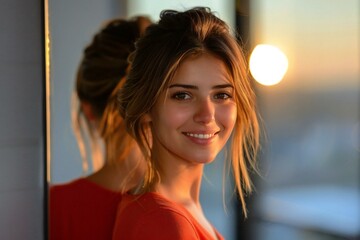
[185,132,216,139]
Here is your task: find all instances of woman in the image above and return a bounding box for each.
[49,16,151,239]
[113,7,260,240]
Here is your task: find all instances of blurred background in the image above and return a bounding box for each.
[0,0,358,239]
[243,1,360,240]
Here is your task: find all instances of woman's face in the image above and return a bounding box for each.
[146,53,237,166]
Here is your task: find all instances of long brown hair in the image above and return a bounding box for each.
[73,16,152,173]
[118,8,259,216]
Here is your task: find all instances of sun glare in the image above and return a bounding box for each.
[249,44,288,86]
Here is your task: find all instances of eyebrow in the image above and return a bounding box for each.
[168,84,234,89]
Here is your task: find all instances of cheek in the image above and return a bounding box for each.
[153,105,191,131]
[167,108,191,130]
[217,104,237,129]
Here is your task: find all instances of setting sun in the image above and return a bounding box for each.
[249,44,288,86]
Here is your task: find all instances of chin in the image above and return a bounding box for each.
[194,157,218,165]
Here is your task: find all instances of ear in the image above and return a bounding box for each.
[80,102,97,122]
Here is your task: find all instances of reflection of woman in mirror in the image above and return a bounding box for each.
[49,16,151,239]
[113,7,260,240]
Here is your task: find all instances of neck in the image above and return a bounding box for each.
[150,147,217,239]
[155,159,204,206]
[86,154,144,192]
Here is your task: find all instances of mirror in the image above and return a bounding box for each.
[48,1,238,239]
[47,0,360,239]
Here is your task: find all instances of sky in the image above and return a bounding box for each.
[250,0,359,90]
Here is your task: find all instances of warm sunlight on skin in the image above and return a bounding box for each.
[249,44,288,86]
[149,54,237,166]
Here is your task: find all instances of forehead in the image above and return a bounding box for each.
[169,53,232,85]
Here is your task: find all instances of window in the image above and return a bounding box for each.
[249,1,360,239]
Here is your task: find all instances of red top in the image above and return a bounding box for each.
[49,178,122,240]
[112,192,224,240]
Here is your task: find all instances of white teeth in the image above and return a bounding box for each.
[186,133,213,139]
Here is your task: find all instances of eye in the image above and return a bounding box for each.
[171,92,191,100]
[214,92,232,100]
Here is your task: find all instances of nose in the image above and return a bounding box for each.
[193,98,215,124]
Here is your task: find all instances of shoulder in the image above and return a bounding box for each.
[50,178,123,239]
[49,179,86,239]
[50,179,79,199]
[49,179,85,216]
[134,207,199,240]
[113,193,200,240]
[50,178,86,201]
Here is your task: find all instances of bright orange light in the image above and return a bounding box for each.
[249,44,288,86]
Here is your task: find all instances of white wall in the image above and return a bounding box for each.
[0,0,45,238]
